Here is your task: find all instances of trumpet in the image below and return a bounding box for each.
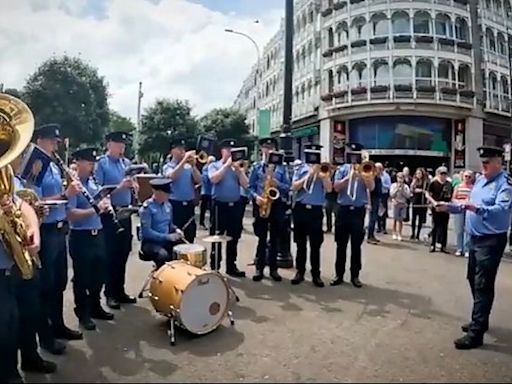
[305,162,333,193]
[360,160,376,178]
[188,151,208,165]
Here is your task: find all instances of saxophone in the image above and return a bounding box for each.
[259,164,280,219]
[0,93,37,279]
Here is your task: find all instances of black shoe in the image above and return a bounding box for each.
[429,246,436,253]
[40,339,66,355]
[269,270,282,282]
[91,307,114,321]
[252,270,264,282]
[226,268,246,278]
[351,277,363,288]
[410,235,415,240]
[21,357,57,374]
[330,276,344,286]
[79,317,96,331]
[461,323,470,333]
[312,276,325,288]
[454,334,483,350]
[118,294,137,304]
[53,325,83,340]
[107,297,121,309]
[367,237,379,245]
[440,248,450,254]
[291,272,305,285]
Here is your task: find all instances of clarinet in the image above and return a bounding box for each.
[52,152,125,233]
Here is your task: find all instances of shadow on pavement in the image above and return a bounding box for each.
[482,326,512,357]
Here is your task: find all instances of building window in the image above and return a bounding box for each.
[392,11,410,35]
[435,14,453,38]
[413,11,431,35]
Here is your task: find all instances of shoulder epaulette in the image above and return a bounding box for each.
[142,199,150,208]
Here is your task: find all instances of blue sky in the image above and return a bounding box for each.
[190,0,283,16]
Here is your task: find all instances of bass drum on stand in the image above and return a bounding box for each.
[149,260,234,345]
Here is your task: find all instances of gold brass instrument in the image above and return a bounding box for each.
[0,93,37,279]
[259,164,280,218]
[188,151,208,165]
[15,188,45,220]
[319,162,334,178]
[305,162,334,194]
[360,160,376,178]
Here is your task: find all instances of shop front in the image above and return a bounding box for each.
[347,116,452,172]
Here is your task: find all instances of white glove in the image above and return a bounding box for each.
[169,232,183,242]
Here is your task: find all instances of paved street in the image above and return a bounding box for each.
[27,216,512,383]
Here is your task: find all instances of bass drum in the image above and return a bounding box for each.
[149,260,230,335]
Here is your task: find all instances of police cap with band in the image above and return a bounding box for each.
[150,178,172,194]
[219,138,236,149]
[258,137,278,148]
[72,147,98,162]
[169,137,187,150]
[304,143,323,151]
[105,131,130,143]
[345,142,364,152]
[477,146,504,159]
[33,123,62,140]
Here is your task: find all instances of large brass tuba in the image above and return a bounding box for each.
[0,93,37,279]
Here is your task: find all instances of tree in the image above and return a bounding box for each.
[3,88,22,99]
[22,55,110,147]
[139,99,199,162]
[199,108,256,154]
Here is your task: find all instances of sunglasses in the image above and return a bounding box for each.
[440,172,447,175]
[464,175,472,178]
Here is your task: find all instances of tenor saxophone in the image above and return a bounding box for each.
[259,164,280,219]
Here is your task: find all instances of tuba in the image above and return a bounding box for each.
[0,93,37,280]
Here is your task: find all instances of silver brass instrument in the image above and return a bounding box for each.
[0,93,37,279]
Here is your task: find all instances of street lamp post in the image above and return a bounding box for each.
[276,0,295,269]
[225,28,262,160]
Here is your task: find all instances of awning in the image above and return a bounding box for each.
[292,125,319,138]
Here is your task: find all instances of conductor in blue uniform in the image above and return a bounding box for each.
[440,146,512,350]
[95,131,136,309]
[290,144,332,287]
[331,143,375,288]
[208,139,249,277]
[161,138,202,243]
[67,148,114,331]
[139,178,184,268]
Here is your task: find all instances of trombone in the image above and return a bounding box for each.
[305,162,334,194]
[188,150,208,165]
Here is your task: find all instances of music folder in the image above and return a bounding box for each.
[20,144,53,188]
[93,185,117,203]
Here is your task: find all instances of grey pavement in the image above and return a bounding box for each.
[27,215,512,383]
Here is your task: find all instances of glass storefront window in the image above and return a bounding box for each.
[349,116,451,153]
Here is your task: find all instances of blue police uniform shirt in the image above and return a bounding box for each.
[334,164,368,207]
[201,166,212,196]
[33,162,66,223]
[448,171,512,236]
[14,175,25,192]
[293,164,326,206]
[161,159,195,201]
[67,177,102,230]
[139,197,175,242]
[248,161,291,203]
[208,161,241,203]
[240,185,249,198]
[95,155,132,207]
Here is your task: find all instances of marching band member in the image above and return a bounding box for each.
[67,148,114,331]
[199,156,216,230]
[290,144,332,287]
[139,179,184,268]
[208,138,249,277]
[95,131,136,309]
[331,143,375,288]
[161,138,202,242]
[32,124,83,347]
[248,137,290,282]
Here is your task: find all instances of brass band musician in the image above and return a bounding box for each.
[331,143,375,288]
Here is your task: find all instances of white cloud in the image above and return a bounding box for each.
[0,0,282,122]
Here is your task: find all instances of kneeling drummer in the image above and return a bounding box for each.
[139,178,184,268]
[66,148,114,331]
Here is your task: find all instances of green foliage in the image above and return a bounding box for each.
[139,98,199,162]
[22,55,110,147]
[3,88,22,99]
[198,108,256,154]
[108,110,136,133]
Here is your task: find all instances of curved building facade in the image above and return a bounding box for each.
[318,0,511,171]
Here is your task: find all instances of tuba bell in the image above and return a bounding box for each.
[0,93,37,280]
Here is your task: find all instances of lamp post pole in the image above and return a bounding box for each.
[135,81,143,163]
[276,0,295,269]
[225,28,262,159]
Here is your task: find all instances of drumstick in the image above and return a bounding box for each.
[173,215,195,244]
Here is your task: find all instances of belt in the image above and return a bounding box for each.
[0,268,11,277]
[296,202,322,210]
[71,229,100,236]
[215,201,236,207]
[171,200,194,206]
[470,232,507,240]
[340,205,365,211]
[41,221,66,230]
